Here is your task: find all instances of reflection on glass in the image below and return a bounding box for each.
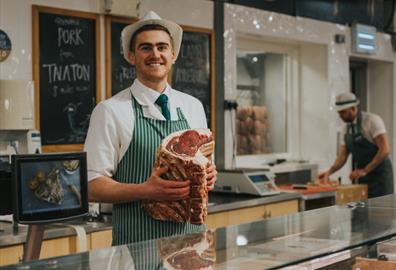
[157,230,216,269]
[236,50,287,155]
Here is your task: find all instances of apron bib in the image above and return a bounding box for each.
[112,94,205,246]
[345,112,393,198]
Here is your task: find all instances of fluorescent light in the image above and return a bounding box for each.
[357,33,375,40]
[358,44,374,50]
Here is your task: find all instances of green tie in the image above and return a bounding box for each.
[155,94,171,120]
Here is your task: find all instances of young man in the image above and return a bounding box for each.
[318,93,393,198]
[84,11,217,245]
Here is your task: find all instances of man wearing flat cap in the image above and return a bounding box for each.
[318,92,393,198]
[84,11,217,246]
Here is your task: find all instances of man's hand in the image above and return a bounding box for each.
[206,162,217,191]
[349,169,367,182]
[142,166,190,201]
[317,170,331,181]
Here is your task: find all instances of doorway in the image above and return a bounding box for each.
[350,59,367,111]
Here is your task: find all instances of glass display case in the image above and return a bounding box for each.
[2,194,396,269]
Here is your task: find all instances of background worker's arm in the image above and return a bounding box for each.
[318,144,349,180]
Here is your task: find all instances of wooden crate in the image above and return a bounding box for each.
[336,184,367,205]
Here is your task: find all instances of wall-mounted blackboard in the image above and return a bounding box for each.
[32,6,101,152]
[171,26,215,132]
[105,16,137,98]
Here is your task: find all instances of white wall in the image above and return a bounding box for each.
[264,54,286,153]
[368,61,394,151]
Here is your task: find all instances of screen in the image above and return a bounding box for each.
[13,152,88,224]
[249,174,269,183]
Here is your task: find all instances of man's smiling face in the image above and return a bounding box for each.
[128,30,175,87]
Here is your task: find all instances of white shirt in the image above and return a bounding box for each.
[84,79,207,181]
[341,111,386,145]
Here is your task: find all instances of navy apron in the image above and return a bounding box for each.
[345,111,394,198]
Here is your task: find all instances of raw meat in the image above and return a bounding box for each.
[141,129,214,224]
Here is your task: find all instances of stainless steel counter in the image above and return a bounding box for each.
[0,192,300,248]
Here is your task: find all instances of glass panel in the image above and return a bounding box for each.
[5,195,396,270]
[236,49,287,156]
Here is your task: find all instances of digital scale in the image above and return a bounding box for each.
[214,169,280,196]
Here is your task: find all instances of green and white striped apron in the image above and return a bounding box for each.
[112,93,205,246]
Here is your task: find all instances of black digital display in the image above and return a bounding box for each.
[249,174,269,183]
[13,152,88,224]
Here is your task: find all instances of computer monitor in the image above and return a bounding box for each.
[12,152,88,224]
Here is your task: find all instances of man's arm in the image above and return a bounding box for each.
[88,166,191,203]
[366,133,390,172]
[318,144,349,180]
[350,133,390,180]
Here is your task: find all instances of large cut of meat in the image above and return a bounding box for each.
[141,128,214,224]
[157,229,216,270]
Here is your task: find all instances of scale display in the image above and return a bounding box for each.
[214,170,280,196]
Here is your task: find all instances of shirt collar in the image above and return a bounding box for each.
[130,79,171,106]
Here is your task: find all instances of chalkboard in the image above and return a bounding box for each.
[32,6,101,152]
[171,26,215,131]
[105,16,137,97]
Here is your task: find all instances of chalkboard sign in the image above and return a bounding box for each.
[105,16,137,97]
[32,6,100,152]
[171,26,215,131]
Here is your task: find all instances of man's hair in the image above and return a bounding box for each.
[129,24,173,52]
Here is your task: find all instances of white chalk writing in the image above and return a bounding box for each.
[58,28,84,47]
[42,63,90,83]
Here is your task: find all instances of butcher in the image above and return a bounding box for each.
[84,10,217,246]
[318,92,393,198]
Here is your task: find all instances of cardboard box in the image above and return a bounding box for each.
[336,184,368,205]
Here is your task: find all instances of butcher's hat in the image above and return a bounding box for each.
[121,10,183,64]
[335,93,360,111]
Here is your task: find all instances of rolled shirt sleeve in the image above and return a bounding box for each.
[85,87,134,181]
[368,113,386,139]
[84,103,120,181]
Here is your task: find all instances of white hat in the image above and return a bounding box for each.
[121,10,183,64]
[335,93,360,111]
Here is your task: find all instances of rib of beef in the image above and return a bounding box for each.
[141,128,214,224]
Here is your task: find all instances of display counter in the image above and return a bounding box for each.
[1,194,396,269]
[0,192,300,265]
